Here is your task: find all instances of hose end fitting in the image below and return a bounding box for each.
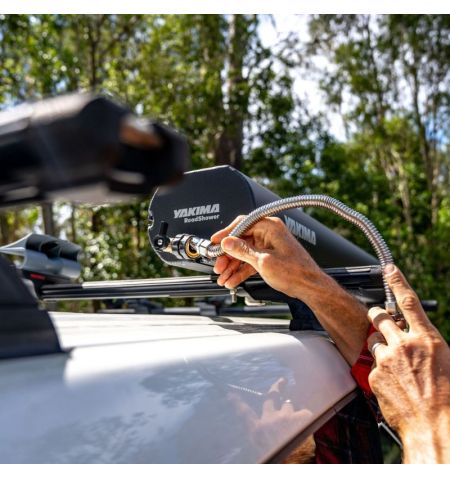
[384,301,398,317]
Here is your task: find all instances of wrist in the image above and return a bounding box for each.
[400,409,450,463]
[291,267,359,314]
[289,265,334,303]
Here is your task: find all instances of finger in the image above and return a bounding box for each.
[214,235,256,275]
[227,392,258,423]
[221,237,259,269]
[396,318,408,331]
[269,377,287,394]
[241,216,290,247]
[367,332,388,361]
[210,215,246,243]
[217,260,242,286]
[224,263,256,289]
[384,264,429,330]
[263,377,287,413]
[263,394,277,414]
[368,306,403,343]
[264,378,287,414]
[367,331,386,351]
[213,255,231,275]
[281,400,295,414]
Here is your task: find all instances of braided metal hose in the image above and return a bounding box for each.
[205,195,397,315]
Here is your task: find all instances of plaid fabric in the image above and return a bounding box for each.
[313,327,383,463]
[314,392,383,463]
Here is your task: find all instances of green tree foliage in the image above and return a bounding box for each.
[302,15,450,336]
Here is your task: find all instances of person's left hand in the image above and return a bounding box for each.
[367,265,450,462]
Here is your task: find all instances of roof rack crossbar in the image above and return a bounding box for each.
[40,265,385,303]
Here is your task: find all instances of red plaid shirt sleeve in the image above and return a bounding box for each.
[350,325,377,397]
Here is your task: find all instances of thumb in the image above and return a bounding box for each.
[221,236,258,268]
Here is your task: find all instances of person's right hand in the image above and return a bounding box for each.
[210,216,322,300]
[211,215,371,366]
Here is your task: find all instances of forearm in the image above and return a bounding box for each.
[292,269,370,365]
[401,411,450,463]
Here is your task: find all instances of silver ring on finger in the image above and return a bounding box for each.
[370,341,384,358]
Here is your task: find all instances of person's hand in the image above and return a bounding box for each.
[210,215,321,300]
[211,215,371,365]
[367,264,450,463]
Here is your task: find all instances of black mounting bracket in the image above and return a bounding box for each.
[0,255,63,360]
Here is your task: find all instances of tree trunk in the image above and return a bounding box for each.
[0,213,10,244]
[86,16,103,89]
[42,202,56,236]
[70,204,77,243]
[215,15,251,170]
[410,62,437,226]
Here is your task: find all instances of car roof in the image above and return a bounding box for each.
[50,311,292,349]
[1,314,357,463]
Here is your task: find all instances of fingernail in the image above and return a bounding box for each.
[384,264,396,275]
[222,237,235,251]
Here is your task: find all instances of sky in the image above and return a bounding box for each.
[258,14,347,141]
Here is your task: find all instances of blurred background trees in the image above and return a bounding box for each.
[0,14,448,337]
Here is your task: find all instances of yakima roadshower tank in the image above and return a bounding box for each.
[148,166,377,273]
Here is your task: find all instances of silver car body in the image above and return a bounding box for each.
[0,312,356,463]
